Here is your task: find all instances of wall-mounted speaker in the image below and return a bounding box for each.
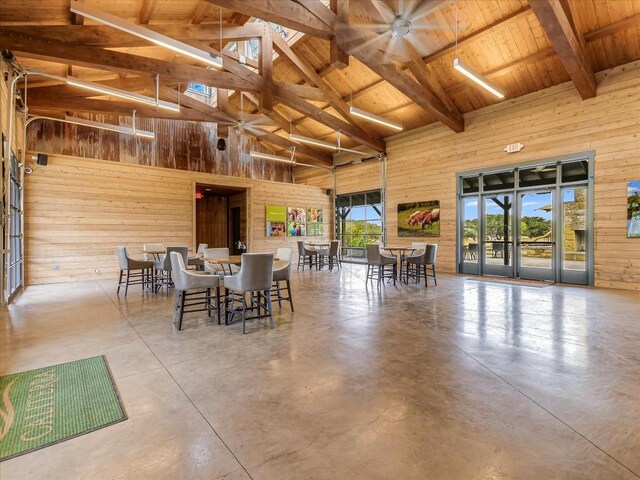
[216,138,227,151]
[36,153,48,166]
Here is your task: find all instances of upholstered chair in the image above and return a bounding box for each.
[154,246,188,295]
[143,243,165,261]
[296,240,318,271]
[365,243,397,285]
[406,244,438,287]
[187,243,208,270]
[116,246,154,296]
[224,253,274,334]
[271,248,294,312]
[170,252,222,330]
[318,240,341,271]
[203,247,240,277]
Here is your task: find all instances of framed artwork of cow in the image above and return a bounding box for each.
[397,200,440,237]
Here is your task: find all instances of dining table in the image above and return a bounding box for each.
[203,256,284,276]
[381,246,418,283]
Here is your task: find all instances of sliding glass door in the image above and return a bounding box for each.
[517,191,554,281]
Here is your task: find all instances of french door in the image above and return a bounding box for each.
[457,154,593,285]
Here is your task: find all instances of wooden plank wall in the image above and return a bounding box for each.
[296,60,640,291]
[27,114,293,183]
[23,154,331,285]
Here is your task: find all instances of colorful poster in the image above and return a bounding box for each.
[307,208,323,237]
[266,205,287,238]
[397,200,440,237]
[266,205,287,222]
[628,180,640,238]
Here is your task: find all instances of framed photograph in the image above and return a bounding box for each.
[288,221,306,237]
[267,222,286,237]
[287,207,306,223]
[397,200,440,237]
[628,180,640,238]
[306,208,323,236]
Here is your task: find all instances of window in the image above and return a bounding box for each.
[336,190,383,260]
[187,83,212,96]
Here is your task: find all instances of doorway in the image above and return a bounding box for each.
[458,153,593,285]
[195,184,247,251]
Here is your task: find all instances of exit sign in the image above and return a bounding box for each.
[504,142,525,153]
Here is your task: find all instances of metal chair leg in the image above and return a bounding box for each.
[177,290,186,330]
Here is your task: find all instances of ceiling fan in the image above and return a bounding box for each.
[217,91,277,138]
[337,0,459,64]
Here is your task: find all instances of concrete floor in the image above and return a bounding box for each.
[1,265,639,479]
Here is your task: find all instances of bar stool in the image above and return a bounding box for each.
[271,248,294,312]
[318,240,341,271]
[188,243,208,270]
[297,240,318,271]
[406,244,438,287]
[154,246,188,295]
[116,246,154,296]
[204,247,240,277]
[365,244,397,285]
[169,252,222,330]
[224,253,274,334]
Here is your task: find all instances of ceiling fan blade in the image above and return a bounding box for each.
[242,125,268,137]
[369,0,397,24]
[245,115,277,127]
[406,0,448,24]
[335,21,389,36]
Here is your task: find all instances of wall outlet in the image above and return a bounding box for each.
[53,264,60,270]
[95,268,100,273]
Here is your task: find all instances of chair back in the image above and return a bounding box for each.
[143,243,164,252]
[204,247,229,258]
[329,240,340,256]
[366,243,381,264]
[425,244,438,264]
[163,246,188,271]
[237,253,274,291]
[410,242,427,256]
[196,243,208,255]
[297,240,305,255]
[116,246,129,269]
[169,252,189,291]
[276,248,293,263]
[469,243,478,253]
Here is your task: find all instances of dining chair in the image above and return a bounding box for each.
[271,248,294,312]
[154,246,188,296]
[224,253,274,334]
[143,243,165,261]
[406,244,438,287]
[296,240,318,271]
[404,242,427,281]
[365,243,397,285]
[169,252,222,330]
[318,240,341,271]
[187,243,208,270]
[203,247,240,277]
[116,246,154,296]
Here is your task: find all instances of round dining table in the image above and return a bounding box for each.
[381,246,418,282]
[203,256,285,276]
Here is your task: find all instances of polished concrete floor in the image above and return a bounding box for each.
[1,265,639,479]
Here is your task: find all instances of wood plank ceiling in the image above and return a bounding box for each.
[1,0,639,167]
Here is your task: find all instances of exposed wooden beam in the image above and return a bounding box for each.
[271,30,382,142]
[27,97,216,122]
[158,87,236,123]
[0,24,265,48]
[582,12,640,42]
[294,0,338,29]
[329,0,349,70]
[530,0,596,99]
[70,12,84,25]
[272,83,384,151]
[1,31,259,92]
[139,0,158,24]
[260,26,274,112]
[217,88,230,136]
[259,132,333,166]
[337,28,464,132]
[204,0,335,40]
[273,82,328,101]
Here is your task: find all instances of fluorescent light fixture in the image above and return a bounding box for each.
[27,115,155,139]
[289,133,363,155]
[453,58,504,99]
[250,151,293,164]
[70,1,223,69]
[349,106,402,131]
[29,69,180,112]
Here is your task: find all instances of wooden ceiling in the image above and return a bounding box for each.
[2,0,639,167]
